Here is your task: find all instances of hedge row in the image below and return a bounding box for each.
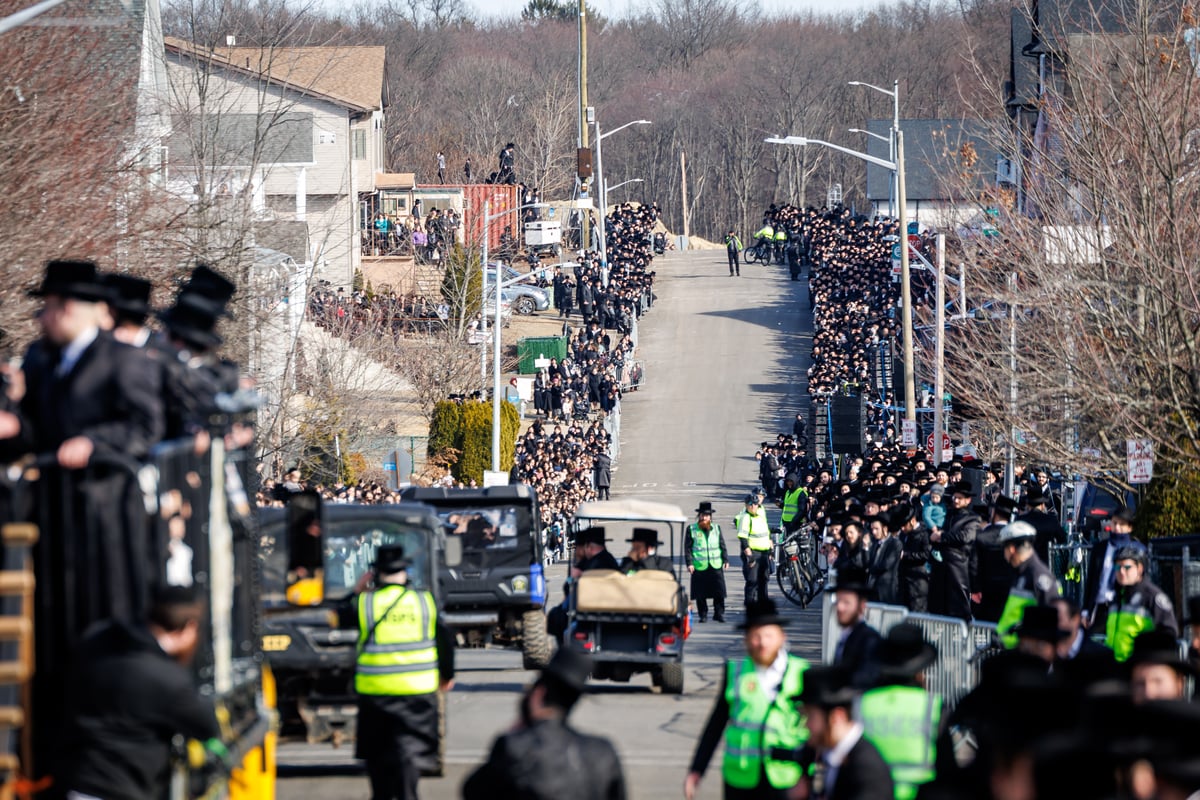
[428,399,520,486]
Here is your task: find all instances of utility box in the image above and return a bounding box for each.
[525,220,562,247]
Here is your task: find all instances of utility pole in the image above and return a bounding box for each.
[933,233,946,466]
[680,150,690,246]
[896,128,916,424]
[578,0,590,252]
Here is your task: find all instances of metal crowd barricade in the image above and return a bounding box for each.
[1148,544,1200,627]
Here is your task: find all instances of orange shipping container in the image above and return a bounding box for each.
[419,183,520,251]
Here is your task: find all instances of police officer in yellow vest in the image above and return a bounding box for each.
[685,501,729,623]
[995,520,1060,649]
[737,494,775,607]
[344,545,454,800]
[779,474,808,535]
[858,624,941,800]
[685,599,809,800]
[1105,546,1178,662]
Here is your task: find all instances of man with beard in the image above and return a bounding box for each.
[685,502,728,623]
[971,496,1018,623]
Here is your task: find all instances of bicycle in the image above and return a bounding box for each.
[776,523,825,608]
[742,239,772,265]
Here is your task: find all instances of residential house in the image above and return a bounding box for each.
[863,119,1002,231]
[163,37,387,288]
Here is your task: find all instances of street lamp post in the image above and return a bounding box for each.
[848,80,900,219]
[479,199,547,396]
[481,202,549,475]
[604,177,643,199]
[765,133,916,425]
[594,117,650,286]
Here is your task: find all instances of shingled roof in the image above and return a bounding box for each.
[864,119,1002,203]
[165,37,385,113]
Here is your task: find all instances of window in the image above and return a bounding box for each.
[353,128,367,160]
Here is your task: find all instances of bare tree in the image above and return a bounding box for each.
[944,0,1200,486]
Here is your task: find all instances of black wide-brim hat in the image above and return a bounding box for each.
[540,647,592,695]
[878,623,938,677]
[28,259,110,302]
[695,501,716,515]
[1128,630,1196,675]
[158,297,222,350]
[373,544,409,572]
[827,566,871,596]
[574,526,609,546]
[102,273,153,319]
[1013,605,1069,642]
[793,664,857,708]
[627,527,663,546]
[738,598,790,630]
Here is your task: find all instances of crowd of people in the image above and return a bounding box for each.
[308,284,450,339]
[514,203,661,537]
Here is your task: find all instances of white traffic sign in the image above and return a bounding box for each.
[1126,439,1155,484]
[901,419,918,447]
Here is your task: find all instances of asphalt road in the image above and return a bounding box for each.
[277,247,820,800]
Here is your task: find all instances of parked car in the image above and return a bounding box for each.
[487,263,550,315]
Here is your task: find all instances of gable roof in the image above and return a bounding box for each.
[164,37,385,113]
[864,119,1002,203]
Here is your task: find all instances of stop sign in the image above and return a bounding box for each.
[926,431,951,456]
[908,234,922,253]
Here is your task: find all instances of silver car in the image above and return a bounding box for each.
[487,263,550,315]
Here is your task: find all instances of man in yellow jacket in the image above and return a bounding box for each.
[344,545,455,800]
[685,599,809,800]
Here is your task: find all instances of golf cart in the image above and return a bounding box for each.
[400,485,552,669]
[260,492,459,773]
[565,499,690,694]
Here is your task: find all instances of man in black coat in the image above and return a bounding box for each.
[971,496,1018,623]
[867,510,904,606]
[56,587,221,800]
[897,511,931,613]
[463,649,626,800]
[830,567,882,688]
[0,260,165,779]
[618,528,673,573]
[930,481,979,621]
[593,452,612,500]
[1017,485,1066,564]
[795,665,894,800]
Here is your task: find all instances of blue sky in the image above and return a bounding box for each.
[470,0,894,20]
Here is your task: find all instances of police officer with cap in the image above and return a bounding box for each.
[736,494,774,606]
[995,520,1060,649]
[1105,545,1178,662]
[342,544,454,800]
[463,649,627,800]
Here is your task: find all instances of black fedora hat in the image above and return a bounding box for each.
[1013,605,1068,643]
[994,496,1019,515]
[1128,630,1195,675]
[878,623,938,678]
[574,526,609,546]
[695,501,716,515]
[627,528,662,546]
[102,273,153,321]
[159,300,222,350]
[737,598,789,630]
[372,544,409,572]
[539,646,592,696]
[794,664,858,709]
[178,264,236,317]
[28,259,110,302]
[887,505,915,532]
[1024,485,1049,506]
[827,566,870,596]
[947,480,975,498]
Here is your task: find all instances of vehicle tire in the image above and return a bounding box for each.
[515,296,536,315]
[660,662,685,695]
[777,558,808,608]
[521,609,553,670]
